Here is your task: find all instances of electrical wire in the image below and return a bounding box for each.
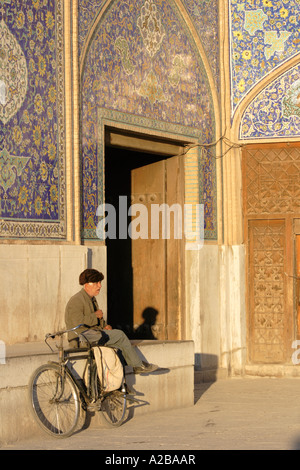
[178,134,245,160]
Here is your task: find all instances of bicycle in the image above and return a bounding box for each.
[28,324,131,438]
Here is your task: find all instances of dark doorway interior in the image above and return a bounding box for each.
[104,146,165,338]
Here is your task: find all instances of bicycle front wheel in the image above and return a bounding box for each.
[28,363,80,438]
[100,390,127,427]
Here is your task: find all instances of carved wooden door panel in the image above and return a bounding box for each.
[243,144,299,364]
[131,156,184,340]
[248,219,287,363]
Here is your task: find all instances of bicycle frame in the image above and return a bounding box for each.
[29,324,139,437]
[45,325,102,410]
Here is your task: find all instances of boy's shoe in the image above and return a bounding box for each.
[133,361,159,374]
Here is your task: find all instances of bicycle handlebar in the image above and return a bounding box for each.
[45,324,93,351]
[45,324,91,339]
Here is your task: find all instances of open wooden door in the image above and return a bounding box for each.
[296,235,300,339]
[131,155,184,340]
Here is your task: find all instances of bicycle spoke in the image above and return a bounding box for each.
[29,364,80,438]
[100,391,127,426]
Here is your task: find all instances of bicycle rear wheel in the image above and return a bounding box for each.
[100,390,127,427]
[28,363,80,438]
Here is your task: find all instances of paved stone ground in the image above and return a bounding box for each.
[2,376,300,451]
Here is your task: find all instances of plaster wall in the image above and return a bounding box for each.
[0,244,107,345]
[185,244,246,376]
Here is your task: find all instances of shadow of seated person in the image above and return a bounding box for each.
[134,307,158,340]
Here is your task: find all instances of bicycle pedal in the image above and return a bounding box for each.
[126,395,143,404]
[87,402,101,412]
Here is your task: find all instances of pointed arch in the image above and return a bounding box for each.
[80,0,219,240]
[80,0,220,136]
[79,0,112,79]
[232,54,300,142]
[174,0,221,140]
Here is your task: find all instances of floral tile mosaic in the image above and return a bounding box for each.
[230,0,300,119]
[240,63,300,139]
[78,0,104,58]
[3,1,298,240]
[80,0,217,240]
[79,0,220,92]
[0,0,65,238]
[181,0,220,93]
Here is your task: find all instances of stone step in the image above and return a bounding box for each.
[194,368,228,384]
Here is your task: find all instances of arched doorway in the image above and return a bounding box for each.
[104,129,187,340]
